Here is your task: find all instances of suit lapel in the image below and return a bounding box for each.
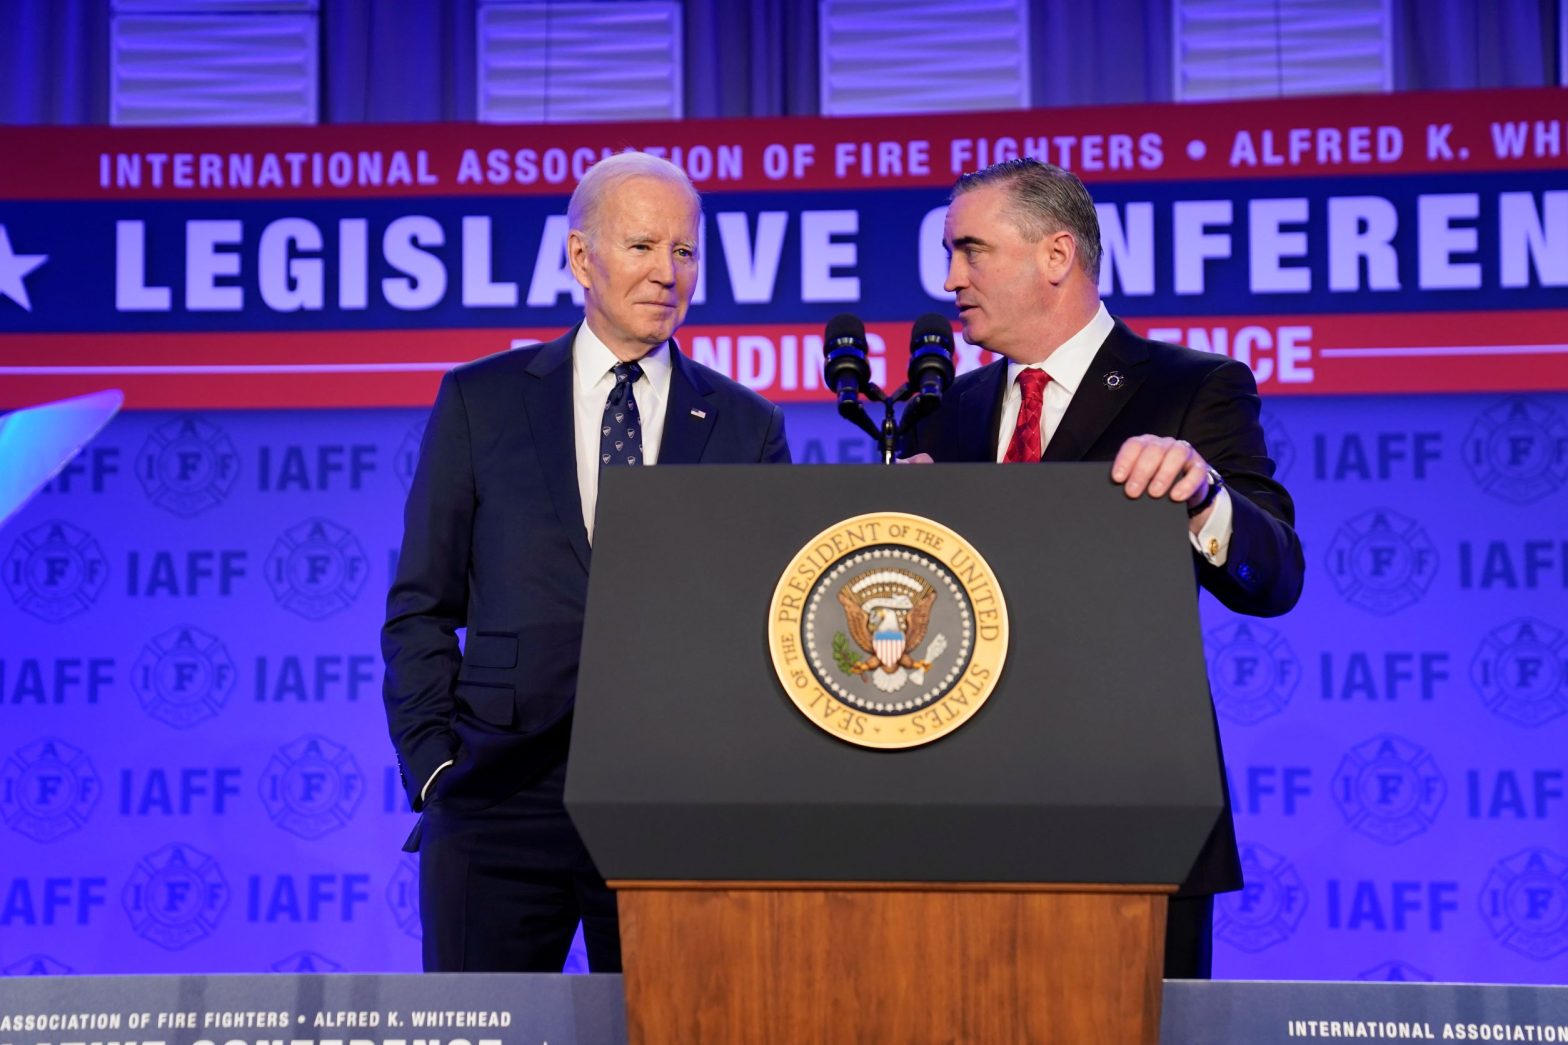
[521,331,592,572]
[959,360,1009,462]
[659,342,718,463]
[1042,321,1151,462]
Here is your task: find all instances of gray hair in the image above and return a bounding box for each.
[567,152,701,242]
[952,158,1101,280]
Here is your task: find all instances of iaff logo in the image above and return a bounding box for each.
[1481,848,1568,961]
[1261,409,1295,480]
[271,951,343,973]
[1332,735,1446,845]
[1205,620,1300,724]
[135,416,239,516]
[3,521,107,622]
[131,625,236,728]
[2,953,73,979]
[1,954,74,976]
[387,854,421,939]
[1358,961,1434,981]
[0,738,100,842]
[1463,398,1568,504]
[394,419,426,490]
[122,842,228,950]
[1472,618,1568,728]
[1215,845,1307,952]
[259,735,365,839]
[265,518,369,619]
[1326,509,1438,615]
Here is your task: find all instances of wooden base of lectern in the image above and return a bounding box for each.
[612,881,1172,1045]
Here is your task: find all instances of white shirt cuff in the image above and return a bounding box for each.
[419,759,454,805]
[1189,486,1234,566]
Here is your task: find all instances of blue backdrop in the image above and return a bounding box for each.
[2,390,1566,981]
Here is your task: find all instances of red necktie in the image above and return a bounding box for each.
[1003,369,1050,463]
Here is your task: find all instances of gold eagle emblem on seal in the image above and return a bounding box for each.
[767,512,1008,749]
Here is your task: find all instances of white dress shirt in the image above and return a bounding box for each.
[572,323,673,543]
[994,303,1235,566]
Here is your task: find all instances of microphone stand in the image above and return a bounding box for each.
[837,387,883,449]
[844,381,938,465]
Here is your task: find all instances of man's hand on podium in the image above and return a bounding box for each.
[1112,435,1217,532]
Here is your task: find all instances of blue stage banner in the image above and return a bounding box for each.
[1,974,1566,1044]
[3,395,1567,981]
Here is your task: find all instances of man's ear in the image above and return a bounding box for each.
[1040,229,1077,285]
[567,229,592,290]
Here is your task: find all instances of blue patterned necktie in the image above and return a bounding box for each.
[600,361,644,469]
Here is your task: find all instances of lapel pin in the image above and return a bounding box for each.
[1103,371,1125,390]
[690,408,707,420]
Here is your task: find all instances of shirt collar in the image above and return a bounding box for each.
[573,323,671,388]
[1006,301,1114,395]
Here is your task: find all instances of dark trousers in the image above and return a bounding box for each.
[1163,895,1214,979]
[414,728,620,973]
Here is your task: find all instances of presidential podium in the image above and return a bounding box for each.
[566,464,1225,1045]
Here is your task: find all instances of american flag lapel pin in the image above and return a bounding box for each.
[690,408,707,420]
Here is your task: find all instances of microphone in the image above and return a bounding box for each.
[823,313,871,407]
[907,313,955,405]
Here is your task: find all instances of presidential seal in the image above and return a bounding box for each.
[768,512,1007,749]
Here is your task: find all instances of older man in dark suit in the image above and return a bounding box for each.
[382,153,790,973]
[905,158,1304,978]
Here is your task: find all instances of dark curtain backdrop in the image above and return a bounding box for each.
[2,0,110,125]
[321,0,479,122]
[684,0,819,117]
[1030,0,1174,106]
[1395,0,1560,89]
[0,0,1562,123]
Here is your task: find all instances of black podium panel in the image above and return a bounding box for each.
[566,463,1223,885]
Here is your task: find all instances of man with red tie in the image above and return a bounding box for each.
[904,157,1304,978]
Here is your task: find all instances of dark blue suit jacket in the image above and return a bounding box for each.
[907,320,1303,617]
[382,327,790,813]
[906,320,1304,895]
